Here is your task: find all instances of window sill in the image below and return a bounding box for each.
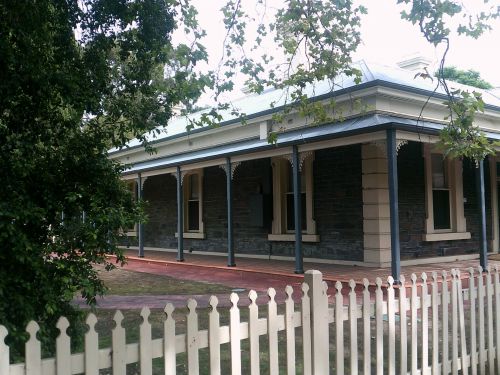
[125,231,137,237]
[423,232,471,242]
[175,232,206,239]
[267,234,320,243]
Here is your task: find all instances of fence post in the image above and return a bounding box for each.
[304,270,329,374]
[0,325,8,375]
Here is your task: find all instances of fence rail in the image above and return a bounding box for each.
[2,266,500,374]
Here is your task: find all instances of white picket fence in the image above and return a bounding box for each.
[2,266,500,374]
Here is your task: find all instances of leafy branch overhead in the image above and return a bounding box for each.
[398,0,499,162]
[204,0,500,158]
[1,0,499,359]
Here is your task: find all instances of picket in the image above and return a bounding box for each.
[186,299,199,375]
[335,281,344,375]
[451,269,459,375]
[209,296,221,375]
[285,285,296,375]
[431,272,439,375]
[485,267,495,375]
[399,275,408,375]
[494,266,500,375]
[411,274,418,375]
[470,268,478,375]
[267,287,279,375]
[0,325,9,375]
[442,271,450,375]
[5,268,500,375]
[456,270,468,375]
[348,280,358,375]
[229,293,241,375]
[140,307,153,375]
[25,321,41,375]
[55,317,71,375]
[112,311,126,375]
[375,278,384,375]
[301,282,312,375]
[421,273,429,375]
[164,303,176,375]
[387,277,395,375]
[478,266,486,375]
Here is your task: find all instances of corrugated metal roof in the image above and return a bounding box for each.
[111,60,500,155]
[124,113,500,175]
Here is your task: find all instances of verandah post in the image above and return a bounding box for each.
[293,145,304,274]
[137,173,145,257]
[386,128,401,282]
[304,270,329,373]
[176,166,184,261]
[477,159,488,269]
[226,157,236,266]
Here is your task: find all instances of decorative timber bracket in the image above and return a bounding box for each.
[281,151,312,172]
[219,161,241,180]
[371,139,408,156]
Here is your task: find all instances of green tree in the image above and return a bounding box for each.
[1,0,499,360]
[438,66,494,89]
[0,0,209,358]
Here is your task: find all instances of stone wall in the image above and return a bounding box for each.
[139,141,492,262]
[398,141,492,259]
[141,145,364,261]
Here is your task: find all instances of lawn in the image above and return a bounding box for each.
[96,265,233,296]
[82,266,295,374]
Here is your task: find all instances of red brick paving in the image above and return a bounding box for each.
[79,249,500,310]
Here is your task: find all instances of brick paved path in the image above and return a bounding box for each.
[75,249,500,310]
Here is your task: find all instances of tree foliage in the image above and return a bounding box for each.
[438,66,494,89]
[0,0,499,359]
[0,0,209,358]
[397,0,499,162]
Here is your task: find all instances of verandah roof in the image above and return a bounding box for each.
[123,113,500,175]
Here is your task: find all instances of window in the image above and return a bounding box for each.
[423,146,470,241]
[431,154,451,230]
[186,174,200,231]
[124,179,138,236]
[285,162,307,232]
[179,169,205,239]
[268,153,319,242]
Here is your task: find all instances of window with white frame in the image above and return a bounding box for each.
[423,146,470,241]
[182,170,205,237]
[124,179,138,236]
[268,153,319,242]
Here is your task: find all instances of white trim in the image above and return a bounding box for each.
[423,145,467,236]
[267,234,320,243]
[175,232,206,239]
[297,131,386,153]
[395,130,439,144]
[231,146,293,164]
[121,174,138,181]
[141,167,176,178]
[270,153,317,236]
[181,158,226,172]
[183,169,204,234]
[422,232,471,242]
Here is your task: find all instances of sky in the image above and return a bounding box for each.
[178,0,500,106]
[354,0,500,88]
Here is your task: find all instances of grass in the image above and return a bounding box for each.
[96,265,233,296]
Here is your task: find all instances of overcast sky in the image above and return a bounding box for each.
[181,0,500,101]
